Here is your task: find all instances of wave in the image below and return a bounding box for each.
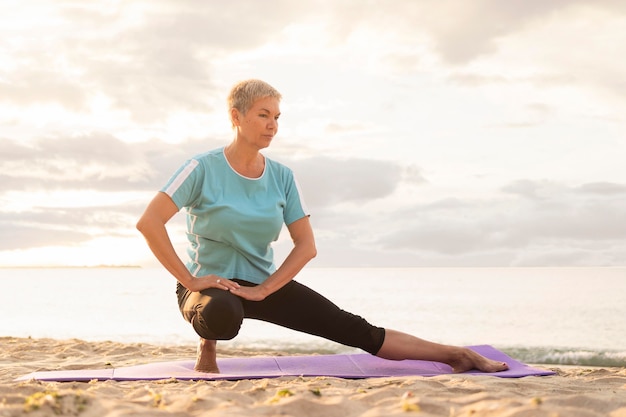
[502,347,626,368]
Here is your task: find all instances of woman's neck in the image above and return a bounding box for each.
[224,142,265,178]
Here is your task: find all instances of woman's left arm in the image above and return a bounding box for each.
[230,216,317,301]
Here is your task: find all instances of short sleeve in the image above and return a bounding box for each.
[160,159,203,209]
[283,169,310,225]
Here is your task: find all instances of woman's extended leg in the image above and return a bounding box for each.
[376,329,509,373]
[242,280,509,373]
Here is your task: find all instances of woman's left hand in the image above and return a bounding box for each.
[230,285,268,301]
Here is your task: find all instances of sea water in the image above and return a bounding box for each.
[1,267,624,367]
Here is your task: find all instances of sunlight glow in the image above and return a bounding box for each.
[0,236,147,268]
[1,190,150,212]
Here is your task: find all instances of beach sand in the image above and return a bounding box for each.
[1,337,625,417]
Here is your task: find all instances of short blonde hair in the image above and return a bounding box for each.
[227,79,282,127]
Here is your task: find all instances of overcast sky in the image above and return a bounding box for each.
[1,0,625,268]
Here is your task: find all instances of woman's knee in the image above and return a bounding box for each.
[184,289,244,340]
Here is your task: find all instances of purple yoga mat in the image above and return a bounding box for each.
[16,345,555,382]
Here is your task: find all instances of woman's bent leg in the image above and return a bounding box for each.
[177,283,245,373]
[195,338,219,373]
[177,282,245,340]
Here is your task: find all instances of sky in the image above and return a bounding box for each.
[1,0,625,268]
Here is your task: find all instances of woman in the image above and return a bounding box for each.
[136,79,508,374]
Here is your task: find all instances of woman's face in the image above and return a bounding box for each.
[235,96,281,150]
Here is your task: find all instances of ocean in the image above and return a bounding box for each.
[1,267,624,367]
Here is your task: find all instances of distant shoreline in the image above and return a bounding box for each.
[1,265,625,269]
[0,265,142,269]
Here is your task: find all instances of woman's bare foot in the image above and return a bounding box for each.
[448,347,509,373]
[376,329,509,373]
[195,338,220,373]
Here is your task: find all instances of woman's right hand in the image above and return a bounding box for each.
[185,275,241,293]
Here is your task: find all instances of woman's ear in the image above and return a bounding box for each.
[230,107,240,127]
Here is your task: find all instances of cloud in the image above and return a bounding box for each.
[576,182,626,195]
[285,156,406,210]
[0,221,92,251]
[312,0,577,65]
[413,0,626,65]
[439,1,626,115]
[422,0,571,64]
[0,134,225,193]
[0,1,305,122]
[370,180,626,265]
[3,0,625,127]
[0,69,89,111]
[1,1,625,267]
[0,178,158,253]
[0,135,150,192]
[1,133,412,200]
[446,72,577,89]
[0,133,420,258]
[2,131,625,266]
[0,201,144,251]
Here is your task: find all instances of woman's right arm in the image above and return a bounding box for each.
[136,192,239,293]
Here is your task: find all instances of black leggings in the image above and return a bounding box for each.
[176,279,386,355]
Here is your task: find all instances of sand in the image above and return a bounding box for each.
[1,337,625,417]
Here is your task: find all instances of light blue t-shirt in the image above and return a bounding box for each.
[161,147,309,284]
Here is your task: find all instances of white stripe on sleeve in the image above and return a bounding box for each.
[293,175,310,215]
[164,159,199,196]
